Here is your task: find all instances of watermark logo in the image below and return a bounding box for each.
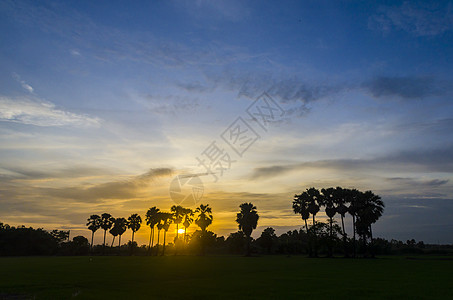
[169,174,204,206]
[169,92,285,205]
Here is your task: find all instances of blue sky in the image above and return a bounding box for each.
[1,0,453,244]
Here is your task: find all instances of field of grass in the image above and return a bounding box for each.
[1,255,452,299]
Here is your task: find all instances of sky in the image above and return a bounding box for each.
[1,0,453,245]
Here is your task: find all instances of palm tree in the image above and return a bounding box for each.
[145,207,160,252]
[114,217,128,248]
[236,202,259,256]
[127,214,142,246]
[195,204,213,255]
[292,193,310,234]
[160,212,173,256]
[86,214,101,250]
[320,187,337,257]
[355,190,384,257]
[155,213,164,256]
[333,187,350,257]
[182,208,194,243]
[109,224,119,247]
[348,188,362,257]
[100,213,115,250]
[170,205,185,241]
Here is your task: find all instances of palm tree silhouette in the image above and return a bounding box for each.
[145,207,160,253]
[236,202,259,256]
[355,190,384,256]
[86,214,101,250]
[293,193,311,234]
[182,208,194,243]
[100,213,115,250]
[109,224,119,247]
[320,187,337,257]
[195,204,213,255]
[155,212,164,256]
[160,212,173,256]
[348,188,361,257]
[170,205,185,241]
[127,214,142,247]
[113,217,128,248]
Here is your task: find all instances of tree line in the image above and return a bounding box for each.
[0,186,404,257]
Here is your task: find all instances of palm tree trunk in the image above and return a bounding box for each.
[341,214,348,257]
[304,219,308,234]
[156,230,160,256]
[162,231,167,256]
[111,236,116,247]
[328,217,333,257]
[312,215,318,257]
[369,225,374,258]
[103,230,106,247]
[119,234,122,247]
[352,215,356,258]
[148,229,153,252]
[90,231,94,251]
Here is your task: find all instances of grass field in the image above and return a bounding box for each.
[1,255,452,299]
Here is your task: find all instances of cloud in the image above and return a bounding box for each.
[249,145,453,180]
[363,76,448,99]
[12,73,34,93]
[369,2,453,36]
[0,96,101,127]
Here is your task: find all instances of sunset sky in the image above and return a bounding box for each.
[1,1,453,245]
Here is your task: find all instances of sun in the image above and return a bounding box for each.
[177,228,185,234]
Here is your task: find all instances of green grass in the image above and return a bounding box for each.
[1,255,452,299]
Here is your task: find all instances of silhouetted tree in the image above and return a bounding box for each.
[86,214,101,250]
[333,187,350,256]
[160,212,173,256]
[292,193,311,234]
[195,204,213,255]
[145,207,160,252]
[236,202,259,256]
[258,227,277,254]
[171,205,184,241]
[355,190,384,257]
[155,212,164,256]
[109,224,119,247]
[182,208,194,243]
[320,187,337,257]
[100,213,115,250]
[114,217,128,247]
[127,214,142,254]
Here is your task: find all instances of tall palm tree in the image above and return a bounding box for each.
[160,212,173,256]
[306,187,321,226]
[86,214,101,250]
[320,187,337,238]
[127,214,142,245]
[182,208,194,243]
[100,213,115,249]
[114,217,128,247]
[333,187,350,257]
[155,213,164,256]
[348,188,362,257]
[195,204,213,255]
[145,207,160,252]
[292,193,311,234]
[320,187,337,257]
[170,205,185,241]
[195,204,213,232]
[236,202,259,256]
[355,190,384,256]
[109,224,119,247]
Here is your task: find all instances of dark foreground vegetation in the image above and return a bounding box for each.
[1,255,453,299]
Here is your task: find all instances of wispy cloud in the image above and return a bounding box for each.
[369,2,453,37]
[249,145,453,180]
[363,76,449,99]
[0,96,101,127]
[12,73,34,93]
